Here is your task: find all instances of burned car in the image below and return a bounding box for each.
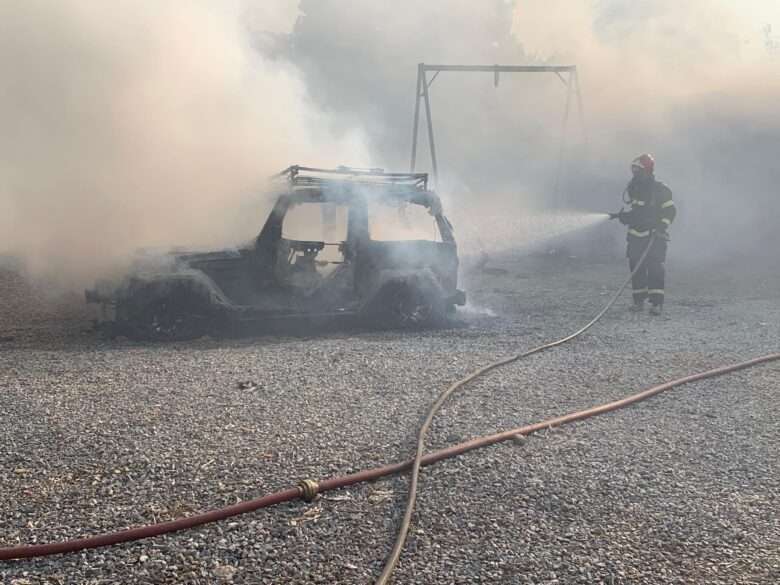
[86,165,465,340]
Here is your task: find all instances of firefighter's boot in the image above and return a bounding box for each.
[649,304,663,316]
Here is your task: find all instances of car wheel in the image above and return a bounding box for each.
[126,297,209,341]
[386,282,445,329]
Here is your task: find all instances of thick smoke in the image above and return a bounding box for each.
[515,0,780,261]
[0,1,365,284]
[288,0,780,260]
[2,1,778,287]
[289,1,553,193]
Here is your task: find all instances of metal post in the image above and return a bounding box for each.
[552,71,573,210]
[573,68,588,147]
[421,67,439,185]
[410,64,423,173]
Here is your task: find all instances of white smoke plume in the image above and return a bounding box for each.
[512,0,780,260]
[0,1,366,284]
[288,1,780,260]
[2,1,779,287]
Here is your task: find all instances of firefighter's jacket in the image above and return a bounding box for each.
[619,176,676,239]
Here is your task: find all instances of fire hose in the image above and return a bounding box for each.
[2,353,777,563]
[2,235,778,576]
[375,228,659,582]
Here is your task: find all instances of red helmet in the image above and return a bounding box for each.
[631,153,655,174]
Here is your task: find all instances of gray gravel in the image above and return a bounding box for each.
[1,250,779,584]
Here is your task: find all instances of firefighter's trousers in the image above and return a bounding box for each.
[627,235,668,306]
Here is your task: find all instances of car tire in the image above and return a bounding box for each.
[383,281,446,329]
[123,294,211,342]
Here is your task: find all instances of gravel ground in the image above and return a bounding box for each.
[1,249,779,584]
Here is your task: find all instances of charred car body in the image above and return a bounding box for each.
[86,166,466,340]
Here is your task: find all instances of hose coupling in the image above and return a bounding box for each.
[298,479,319,502]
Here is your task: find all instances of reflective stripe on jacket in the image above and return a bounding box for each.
[623,178,676,237]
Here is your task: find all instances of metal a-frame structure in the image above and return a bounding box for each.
[409,63,586,202]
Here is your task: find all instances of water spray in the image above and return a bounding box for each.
[458,209,613,259]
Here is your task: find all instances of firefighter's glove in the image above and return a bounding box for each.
[613,210,630,224]
[608,212,620,220]
[653,228,670,241]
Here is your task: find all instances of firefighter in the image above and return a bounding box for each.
[610,154,676,316]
